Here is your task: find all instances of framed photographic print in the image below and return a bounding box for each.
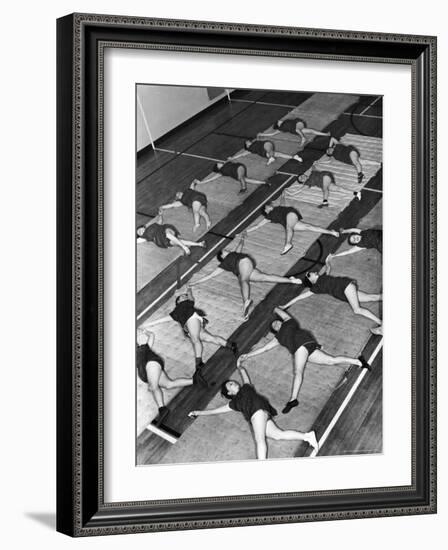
[56,13,437,536]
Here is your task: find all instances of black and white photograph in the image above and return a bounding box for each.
[135,85,383,465]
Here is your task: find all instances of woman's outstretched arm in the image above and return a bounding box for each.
[238,339,279,364]
[189,267,224,286]
[281,289,314,309]
[246,218,270,233]
[237,365,251,385]
[188,404,232,418]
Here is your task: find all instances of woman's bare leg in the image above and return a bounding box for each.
[238,259,253,315]
[201,328,228,348]
[167,234,190,255]
[345,284,382,325]
[180,239,206,248]
[290,347,308,402]
[302,128,330,138]
[250,268,301,285]
[250,410,269,460]
[358,290,382,303]
[294,220,338,237]
[309,348,362,367]
[266,420,319,450]
[159,371,192,389]
[199,205,211,229]
[186,317,204,361]
[192,202,201,230]
[146,362,164,408]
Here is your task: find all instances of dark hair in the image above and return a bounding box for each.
[217,250,225,263]
[302,273,314,288]
[273,121,280,130]
[175,294,188,305]
[221,381,232,399]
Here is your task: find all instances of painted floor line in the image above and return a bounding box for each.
[360,95,381,116]
[310,337,384,457]
[342,112,382,119]
[137,175,295,320]
[231,98,298,109]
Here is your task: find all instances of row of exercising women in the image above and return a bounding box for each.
[136,115,366,253]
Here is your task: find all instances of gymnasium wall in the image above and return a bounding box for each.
[136,85,228,151]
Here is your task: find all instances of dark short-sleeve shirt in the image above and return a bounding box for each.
[219,252,255,276]
[215,162,245,180]
[306,170,335,189]
[264,206,302,227]
[275,318,318,355]
[311,274,355,302]
[136,344,165,382]
[141,223,179,248]
[310,135,332,152]
[280,118,306,134]
[180,189,207,208]
[333,144,360,165]
[229,384,277,421]
[358,229,382,253]
[169,299,196,326]
[246,140,268,157]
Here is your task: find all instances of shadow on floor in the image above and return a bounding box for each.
[25,512,56,530]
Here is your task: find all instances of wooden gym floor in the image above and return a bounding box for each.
[135,88,383,465]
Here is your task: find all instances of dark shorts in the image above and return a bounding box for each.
[302,341,322,355]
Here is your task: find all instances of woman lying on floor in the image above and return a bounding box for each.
[296,167,361,209]
[136,211,206,256]
[237,307,370,414]
[313,135,365,183]
[188,364,318,460]
[159,184,212,232]
[141,287,237,388]
[258,117,330,146]
[192,161,266,195]
[246,201,339,255]
[136,328,193,420]
[282,261,382,335]
[328,226,383,257]
[229,139,303,166]
[189,234,301,320]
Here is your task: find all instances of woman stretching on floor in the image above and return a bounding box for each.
[316,135,364,183]
[188,364,318,459]
[159,185,212,232]
[282,262,382,334]
[328,227,383,257]
[237,307,370,414]
[192,161,266,195]
[137,328,193,420]
[246,202,339,255]
[136,211,206,256]
[229,139,303,166]
[141,287,238,388]
[296,167,361,209]
[258,117,330,146]
[189,234,301,320]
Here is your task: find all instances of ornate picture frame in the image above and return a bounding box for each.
[56,13,437,536]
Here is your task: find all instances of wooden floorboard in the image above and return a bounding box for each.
[137,168,383,464]
[313,349,382,456]
[216,103,293,137]
[256,90,314,105]
[137,155,214,217]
